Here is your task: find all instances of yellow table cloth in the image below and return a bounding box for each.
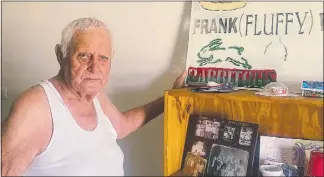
[164,88,323,176]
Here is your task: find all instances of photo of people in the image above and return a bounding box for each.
[191,141,208,157]
[239,127,253,146]
[195,117,220,140]
[222,125,236,141]
[182,115,259,176]
[182,152,207,176]
[206,144,249,176]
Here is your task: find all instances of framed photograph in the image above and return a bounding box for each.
[182,152,208,176]
[181,114,259,176]
[185,137,213,159]
[220,119,259,148]
[206,144,249,176]
[222,125,236,141]
[195,117,221,140]
[239,127,254,146]
[190,140,208,157]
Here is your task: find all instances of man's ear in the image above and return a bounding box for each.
[55,44,63,68]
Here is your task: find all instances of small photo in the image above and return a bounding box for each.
[191,141,208,157]
[206,144,249,176]
[239,127,254,146]
[182,152,207,176]
[222,125,236,141]
[195,117,221,140]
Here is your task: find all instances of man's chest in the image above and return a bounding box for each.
[64,101,98,131]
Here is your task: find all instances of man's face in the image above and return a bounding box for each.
[63,28,113,96]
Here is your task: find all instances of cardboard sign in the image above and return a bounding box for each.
[185,2,323,87]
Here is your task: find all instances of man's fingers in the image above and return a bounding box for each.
[173,71,187,89]
[177,71,187,81]
[172,70,188,89]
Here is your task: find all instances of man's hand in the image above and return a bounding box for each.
[173,71,187,89]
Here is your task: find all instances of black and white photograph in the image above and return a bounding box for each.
[183,115,259,176]
[222,125,236,141]
[239,127,254,146]
[191,141,208,157]
[206,144,249,176]
[182,152,207,176]
[195,117,220,140]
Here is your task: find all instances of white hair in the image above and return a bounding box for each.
[60,17,112,58]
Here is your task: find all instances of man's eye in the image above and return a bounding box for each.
[100,56,109,60]
[78,53,89,60]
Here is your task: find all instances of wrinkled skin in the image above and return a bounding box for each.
[56,28,113,101]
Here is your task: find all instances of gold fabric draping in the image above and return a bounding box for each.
[164,88,323,176]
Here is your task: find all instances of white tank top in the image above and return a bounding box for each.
[23,80,124,176]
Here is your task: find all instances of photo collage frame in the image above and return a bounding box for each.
[181,115,259,176]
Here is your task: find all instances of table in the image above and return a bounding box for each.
[164,88,323,176]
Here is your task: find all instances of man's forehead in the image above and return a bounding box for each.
[70,29,113,54]
[74,28,112,41]
[72,28,112,48]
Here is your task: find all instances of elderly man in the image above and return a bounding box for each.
[1,17,186,176]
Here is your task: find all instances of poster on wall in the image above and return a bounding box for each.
[185,1,324,88]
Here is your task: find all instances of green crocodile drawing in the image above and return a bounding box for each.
[197,38,252,69]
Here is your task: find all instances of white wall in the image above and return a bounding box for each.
[1,2,191,176]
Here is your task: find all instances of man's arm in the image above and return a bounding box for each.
[98,71,186,139]
[120,96,164,136]
[97,93,164,139]
[1,86,51,176]
[121,71,186,129]
[124,96,164,125]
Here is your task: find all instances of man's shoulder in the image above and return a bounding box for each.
[14,84,48,107]
[96,90,114,108]
[9,84,50,119]
[2,84,51,138]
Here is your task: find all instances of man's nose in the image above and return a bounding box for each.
[87,57,100,73]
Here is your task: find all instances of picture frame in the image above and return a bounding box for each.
[181,114,259,176]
